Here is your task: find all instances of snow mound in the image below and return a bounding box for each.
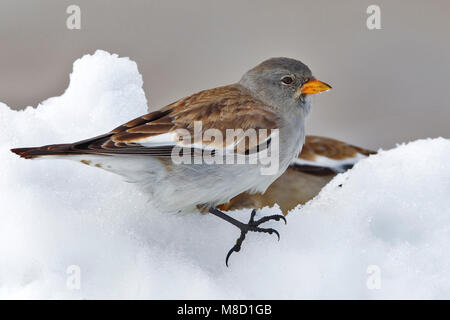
[2,50,450,299]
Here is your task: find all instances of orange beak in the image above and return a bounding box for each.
[298,79,332,95]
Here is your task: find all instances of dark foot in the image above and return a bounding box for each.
[208,207,286,266]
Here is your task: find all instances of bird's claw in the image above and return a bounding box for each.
[225,210,286,267]
[254,214,287,226]
[225,233,245,267]
[254,227,280,241]
[226,244,240,267]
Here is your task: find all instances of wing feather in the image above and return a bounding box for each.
[66,84,280,157]
[291,136,376,175]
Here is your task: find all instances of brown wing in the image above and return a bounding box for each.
[300,136,375,160]
[110,84,278,143]
[290,136,376,175]
[12,84,280,159]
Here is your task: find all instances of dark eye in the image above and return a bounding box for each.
[281,75,294,85]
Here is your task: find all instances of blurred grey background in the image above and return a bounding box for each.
[0,0,449,149]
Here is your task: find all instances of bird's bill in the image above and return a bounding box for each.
[299,79,332,95]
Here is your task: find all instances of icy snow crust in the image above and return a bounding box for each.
[1,51,450,299]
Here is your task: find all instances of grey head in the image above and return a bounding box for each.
[239,57,331,113]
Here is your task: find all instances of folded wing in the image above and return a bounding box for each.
[12,84,280,159]
[291,136,376,175]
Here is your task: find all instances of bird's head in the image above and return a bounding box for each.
[239,57,331,114]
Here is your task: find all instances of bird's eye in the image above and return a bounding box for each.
[281,75,294,85]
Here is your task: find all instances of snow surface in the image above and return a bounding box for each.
[1,50,450,299]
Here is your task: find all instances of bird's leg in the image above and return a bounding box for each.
[208,207,286,266]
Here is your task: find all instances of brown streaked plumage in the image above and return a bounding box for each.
[219,136,376,214]
[113,85,279,143]
[11,84,279,159]
[300,136,374,161]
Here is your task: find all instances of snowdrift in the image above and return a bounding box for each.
[1,51,450,299]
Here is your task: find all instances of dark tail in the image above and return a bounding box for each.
[11,132,115,159]
[11,143,80,159]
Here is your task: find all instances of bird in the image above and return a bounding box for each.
[218,136,375,214]
[11,57,331,266]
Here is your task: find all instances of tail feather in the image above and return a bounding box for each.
[11,144,81,159]
[11,132,114,159]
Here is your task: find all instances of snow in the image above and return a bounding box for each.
[2,50,450,299]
